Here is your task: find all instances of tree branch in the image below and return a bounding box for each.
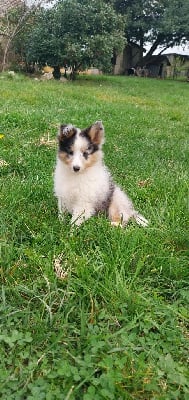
[145,35,164,58]
[157,46,169,55]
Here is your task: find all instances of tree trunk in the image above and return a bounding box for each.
[52,65,61,80]
[2,37,12,71]
[69,65,78,80]
[138,30,144,67]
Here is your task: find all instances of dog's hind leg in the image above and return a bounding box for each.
[108,186,148,227]
[108,186,135,227]
[108,201,123,227]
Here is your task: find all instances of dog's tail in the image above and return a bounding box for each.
[134,212,148,227]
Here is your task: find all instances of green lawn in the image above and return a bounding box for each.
[0,73,189,399]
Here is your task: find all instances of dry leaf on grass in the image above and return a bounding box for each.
[53,253,69,280]
[138,178,152,187]
[0,159,9,167]
[39,133,56,147]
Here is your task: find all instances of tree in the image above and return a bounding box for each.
[25,0,126,78]
[0,0,51,71]
[111,0,189,66]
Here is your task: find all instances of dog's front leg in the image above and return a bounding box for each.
[71,207,95,226]
[58,197,67,219]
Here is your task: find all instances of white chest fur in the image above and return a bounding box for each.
[54,159,110,214]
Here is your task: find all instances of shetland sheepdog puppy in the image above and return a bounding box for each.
[54,121,148,227]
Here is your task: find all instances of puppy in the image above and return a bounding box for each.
[54,121,148,227]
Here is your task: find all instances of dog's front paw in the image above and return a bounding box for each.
[58,212,65,222]
[71,209,94,226]
[71,214,84,226]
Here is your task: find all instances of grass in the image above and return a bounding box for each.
[0,73,189,399]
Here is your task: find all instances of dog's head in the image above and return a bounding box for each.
[57,121,104,173]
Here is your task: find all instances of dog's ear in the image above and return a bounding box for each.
[87,121,104,145]
[58,124,76,140]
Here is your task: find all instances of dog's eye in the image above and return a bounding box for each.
[87,145,92,152]
[83,151,88,159]
[67,149,73,156]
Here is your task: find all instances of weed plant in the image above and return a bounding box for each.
[0,74,189,399]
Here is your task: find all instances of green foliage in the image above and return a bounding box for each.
[0,5,25,36]
[0,75,189,399]
[112,0,189,64]
[163,0,189,41]
[25,0,126,74]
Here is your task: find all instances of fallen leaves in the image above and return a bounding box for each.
[39,133,57,147]
[53,253,69,280]
[138,178,152,187]
[0,159,9,167]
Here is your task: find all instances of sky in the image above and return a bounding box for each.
[26,0,55,5]
[151,44,189,56]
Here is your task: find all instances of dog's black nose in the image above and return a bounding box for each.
[73,166,80,172]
